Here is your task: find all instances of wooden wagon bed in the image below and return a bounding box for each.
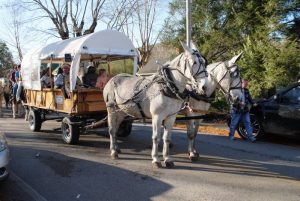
[24,88,107,115]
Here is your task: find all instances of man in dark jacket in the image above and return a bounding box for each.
[229,79,256,142]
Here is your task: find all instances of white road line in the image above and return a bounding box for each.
[10,171,48,201]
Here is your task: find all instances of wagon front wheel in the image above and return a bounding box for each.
[28,110,42,131]
[61,117,80,144]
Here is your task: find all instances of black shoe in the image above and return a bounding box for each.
[229,136,235,140]
[248,136,256,142]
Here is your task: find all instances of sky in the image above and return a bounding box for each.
[0,0,172,63]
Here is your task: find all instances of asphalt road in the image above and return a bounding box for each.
[0,109,300,201]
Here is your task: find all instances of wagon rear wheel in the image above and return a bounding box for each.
[117,120,133,137]
[61,117,80,144]
[28,110,42,131]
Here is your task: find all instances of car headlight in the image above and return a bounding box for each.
[0,134,8,151]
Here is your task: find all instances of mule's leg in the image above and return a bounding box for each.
[4,94,9,109]
[151,115,163,168]
[114,112,126,154]
[24,106,29,121]
[12,99,19,119]
[107,107,125,159]
[186,114,200,161]
[18,103,24,118]
[162,115,177,168]
[107,107,119,159]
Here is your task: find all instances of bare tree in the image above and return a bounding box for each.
[120,0,160,67]
[103,0,137,31]
[137,0,159,67]
[3,1,24,62]
[22,0,106,39]
[70,0,106,36]
[22,0,139,40]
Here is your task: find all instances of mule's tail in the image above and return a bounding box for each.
[103,78,117,109]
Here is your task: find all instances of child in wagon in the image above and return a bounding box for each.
[95,69,108,90]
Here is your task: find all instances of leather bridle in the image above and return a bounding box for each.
[209,61,242,103]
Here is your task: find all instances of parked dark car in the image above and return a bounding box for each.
[238,82,300,139]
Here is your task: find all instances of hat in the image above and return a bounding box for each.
[62,64,70,69]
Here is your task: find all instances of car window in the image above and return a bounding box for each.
[281,86,300,104]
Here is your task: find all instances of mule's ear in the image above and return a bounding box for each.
[190,41,198,51]
[180,41,192,54]
[229,52,243,64]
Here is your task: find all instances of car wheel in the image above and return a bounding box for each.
[117,120,133,137]
[28,110,42,131]
[237,114,264,139]
[61,117,80,144]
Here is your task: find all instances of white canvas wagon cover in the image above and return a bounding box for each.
[21,30,138,91]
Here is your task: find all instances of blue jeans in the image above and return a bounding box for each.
[229,109,253,138]
[13,83,18,98]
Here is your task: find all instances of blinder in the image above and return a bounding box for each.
[191,50,208,79]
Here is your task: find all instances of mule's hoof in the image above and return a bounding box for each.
[189,155,199,162]
[111,153,118,160]
[189,152,199,162]
[164,161,175,169]
[152,161,162,169]
[116,148,122,154]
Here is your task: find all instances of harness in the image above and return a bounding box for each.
[110,51,208,120]
[159,65,189,100]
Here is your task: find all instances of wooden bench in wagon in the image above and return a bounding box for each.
[21,30,138,144]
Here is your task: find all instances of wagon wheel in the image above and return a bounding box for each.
[117,120,133,137]
[61,117,80,144]
[28,110,42,131]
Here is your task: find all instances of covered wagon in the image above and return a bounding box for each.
[21,30,138,144]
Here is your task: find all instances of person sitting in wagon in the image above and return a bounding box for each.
[40,67,52,88]
[95,69,108,90]
[54,64,71,97]
[82,65,98,87]
[54,67,63,88]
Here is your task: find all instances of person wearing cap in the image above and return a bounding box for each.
[54,64,71,97]
[229,79,256,142]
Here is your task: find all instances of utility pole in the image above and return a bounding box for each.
[186,0,192,48]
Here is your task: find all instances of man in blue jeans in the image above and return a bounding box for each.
[229,79,256,142]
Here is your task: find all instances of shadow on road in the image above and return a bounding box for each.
[0,144,172,201]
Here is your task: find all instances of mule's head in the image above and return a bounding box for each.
[225,53,243,103]
[180,41,208,95]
